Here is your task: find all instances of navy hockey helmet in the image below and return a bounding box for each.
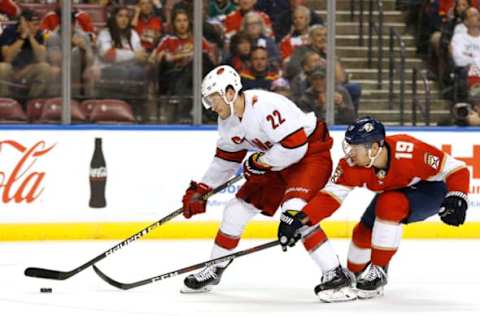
[344,116,386,146]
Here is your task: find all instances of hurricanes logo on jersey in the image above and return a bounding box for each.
[424,153,440,170]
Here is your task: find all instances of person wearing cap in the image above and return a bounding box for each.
[270,77,292,98]
[297,66,356,125]
[0,9,50,98]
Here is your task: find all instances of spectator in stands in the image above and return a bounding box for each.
[132,0,163,52]
[450,6,480,100]
[86,6,147,106]
[285,24,329,79]
[290,51,324,101]
[279,5,311,64]
[240,11,279,66]
[208,0,236,22]
[153,8,215,122]
[255,0,289,41]
[240,45,280,90]
[452,92,480,125]
[297,66,356,125]
[224,0,272,39]
[0,0,20,20]
[274,0,323,43]
[172,1,225,55]
[270,77,292,99]
[430,0,471,81]
[440,0,477,19]
[0,10,50,98]
[202,1,225,53]
[172,0,193,17]
[466,93,480,125]
[40,1,95,40]
[287,24,362,112]
[223,31,251,73]
[47,12,94,97]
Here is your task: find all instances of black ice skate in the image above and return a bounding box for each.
[314,265,357,302]
[181,260,233,293]
[356,264,388,299]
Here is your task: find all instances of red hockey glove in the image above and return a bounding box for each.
[243,152,271,182]
[182,181,212,219]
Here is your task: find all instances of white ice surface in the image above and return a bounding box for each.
[0,239,479,316]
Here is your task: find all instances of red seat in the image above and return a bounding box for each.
[26,98,47,122]
[79,99,97,118]
[74,4,107,25]
[86,99,136,124]
[0,98,27,123]
[35,98,87,123]
[19,3,55,19]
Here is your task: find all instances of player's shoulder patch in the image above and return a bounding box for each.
[424,152,440,170]
[331,164,344,183]
[252,95,258,106]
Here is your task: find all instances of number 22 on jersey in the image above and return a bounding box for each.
[395,141,414,159]
[266,110,285,129]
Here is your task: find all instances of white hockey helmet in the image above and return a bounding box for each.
[201,65,242,114]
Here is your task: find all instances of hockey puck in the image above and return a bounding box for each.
[40,288,52,293]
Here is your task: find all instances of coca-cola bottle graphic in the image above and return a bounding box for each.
[89,138,107,208]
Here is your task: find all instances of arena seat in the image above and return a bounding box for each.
[74,4,107,25]
[26,98,47,122]
[19,3,55,19]
[35,98,86,123]
[0,98,27,123]
[85,99,136,124]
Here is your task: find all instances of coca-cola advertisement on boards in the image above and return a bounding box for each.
[0,140,55,204]
[89,138,107,208]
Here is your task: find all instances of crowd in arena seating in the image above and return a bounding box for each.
[0,0,361,124]
[411,0,480,126]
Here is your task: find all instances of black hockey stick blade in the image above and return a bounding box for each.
[93,240,280,290]
[24,268,69,280]
[24,175,243,281]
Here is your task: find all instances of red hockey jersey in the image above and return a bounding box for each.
[303,134,470,224]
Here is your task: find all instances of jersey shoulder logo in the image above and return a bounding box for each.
[424,153,440,170]
[331,165,343,183]
[231,136,244,144]
[252,95,258,106]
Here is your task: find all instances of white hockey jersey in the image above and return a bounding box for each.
[201,90,318,188]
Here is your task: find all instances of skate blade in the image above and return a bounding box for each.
[180,286,213,294]
[317,287,357,303]
[357,286,384,299]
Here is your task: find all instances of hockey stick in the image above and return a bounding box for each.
[93,240,281,290]
[24,175,243,280]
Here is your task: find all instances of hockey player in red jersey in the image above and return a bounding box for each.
[180,65,356,302]
[290,116,470,299]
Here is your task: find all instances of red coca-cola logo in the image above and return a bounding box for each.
[0,140,55,204]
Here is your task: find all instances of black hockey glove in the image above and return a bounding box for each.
[278,210,307,252]
[243,152,271,182]
[439,192,468,226]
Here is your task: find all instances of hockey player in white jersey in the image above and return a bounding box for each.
[180,65,356,302]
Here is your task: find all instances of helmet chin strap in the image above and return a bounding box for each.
[223,91,239,118]
[366,146,383,168]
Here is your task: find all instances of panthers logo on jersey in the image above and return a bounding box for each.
[424,153,440,170]
[331,165,343,183]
